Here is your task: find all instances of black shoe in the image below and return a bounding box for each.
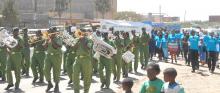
[124,73,128,78]
[129,70,132,73]
[46,82,53,92]
[5,84,14,90]
[191,70,195,73]
[62,71,67,75]
[26,73,29,77]
[80,76,84,80]
[32,78,38,83]
[141,65,144,69]
[68,80,72,84]
[54,83,59,93]
[113,76,116,81]
[134,70,138,73]
[15,86,20,90]
[38,79,44,83]
[101,83,105,89]
[21,70,25,75]
[2,77,6,81]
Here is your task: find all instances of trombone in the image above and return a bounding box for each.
[28,31,61,45]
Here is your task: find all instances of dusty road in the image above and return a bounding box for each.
[0,57,220,93]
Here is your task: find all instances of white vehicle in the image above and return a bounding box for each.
[51,25,65,32]
[24,29,48,36]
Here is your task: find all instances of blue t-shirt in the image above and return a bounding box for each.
[188,35,199,50]
[161,38,168,48]
[203,35,209,46]
[207,36,218,52]
[156,37,162,48]
[176,33,183,40]
[168,34,177,43]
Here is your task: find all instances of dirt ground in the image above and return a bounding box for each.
[0,57,220,93]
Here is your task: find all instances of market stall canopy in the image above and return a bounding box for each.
[99,19,152,34]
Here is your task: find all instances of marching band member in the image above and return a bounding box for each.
[99,32,115,88]
[131,30,140,73]
[73,29,93,93]
[21,28,30,76]
[0,28,7,81]
[31,30,47,83]
[122,32,131,77]
[92,30,101,74]
[188,30,199,73]
[66,31,76,85]
[112,31,124,82]
[140,28,150,69]
[5,27,24,90]
[44,27,63,92]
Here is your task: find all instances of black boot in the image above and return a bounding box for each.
[68,80,72,84]
[46,81,53,92]
[32,78,38,84]
[2,77,6,81]
[38,79,44,83]
[54,83,59,93]
[113,76,116,81]
[5,84,14,90]
[100,82,105,89]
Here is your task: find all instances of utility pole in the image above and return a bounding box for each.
[159,5,162,23]
[34,0,37,28]
[184,10,186,22]
[69,0,72,24]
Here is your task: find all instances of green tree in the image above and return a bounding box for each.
[114,11,146,21]
[2,0,19,27]
[95,0,111,19]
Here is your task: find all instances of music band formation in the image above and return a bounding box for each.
[0,26,219,93]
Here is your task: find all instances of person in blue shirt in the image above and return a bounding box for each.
[176,30,183,58]
[216,33,220,68]
[168,31,177,43]
[168,31,178,63]
[203,31,209,64]
[206,32,219,73]
[188,30,200,73]
[199,39,206,66]
[182,32,189,65]
[149,35,156,60]
[162,34,168,62]
[155,32,163,61]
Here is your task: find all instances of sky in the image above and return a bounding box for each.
[117,0,220,21]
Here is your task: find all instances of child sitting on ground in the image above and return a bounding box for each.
[140,63,164,93]
[122,78,133,93]
[161,68,185,93]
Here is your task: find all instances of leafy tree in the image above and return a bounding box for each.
[2,0,19,27]
[114,11,146,21]
[95,0,111,19]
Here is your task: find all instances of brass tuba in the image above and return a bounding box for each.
[0,29,18,48]
[57,30,78,47]
[91,33,117,59]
